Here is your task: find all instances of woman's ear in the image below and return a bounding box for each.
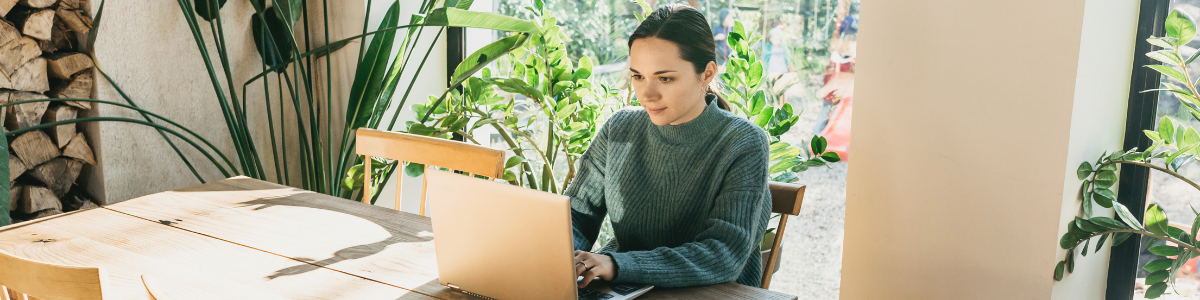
[702,61,718,86]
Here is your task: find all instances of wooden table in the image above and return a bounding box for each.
[0,177,797,300]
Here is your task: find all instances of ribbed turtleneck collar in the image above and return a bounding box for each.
[651,94,726,144]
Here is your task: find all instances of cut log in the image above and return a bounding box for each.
[79,199,97,210]
[0,19,20,48]
[17,0,55,9]
[11,130,59,167]
[62,132,93,164]
[58,0,77,9]
[0,0,15,17]
[5,91,47,130]
[38,18,71,53]
[12,9,53,41]
[18,185,58,214]
[46,53,90,79]
[9,154,26,181]
[48,71,91,108]
[33,208,62,219]
[55,8,89,34]
[30,157,81,197]
[41,105,76,147]
[0,90,8,126]
[8,185,19,211]
[0,36,41,75]
[10,57,47,92]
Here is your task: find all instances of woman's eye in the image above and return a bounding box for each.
[659,77,673,83]
[632,74,643,80]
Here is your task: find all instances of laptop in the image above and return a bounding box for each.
[425,169,654,300]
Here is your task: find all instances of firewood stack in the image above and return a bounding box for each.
[1,0,96,222]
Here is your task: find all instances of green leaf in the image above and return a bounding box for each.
[750,91,767,115]
[1092,188,1115,208]
[1053,260,1066,281]
[1148,65,1189,85]
[770,157,803,174]
[1112,232,1135,247]
[1076,217,1105,233]
[452,34,529,84]
[747,62,764,88]
[344,2,401,132]
[1149,37,1176,49]
[1094,170,1117,188]
[1167,9,1198,46]
[423,8,540,34]
[194,0,227,21]
[502,169,517,182]
[1113,203,1145,231]
[251,11,295,70]
[1077,161,1093,180]
[1147,270,1170,284]
[445,0,475,9]
[770,142,790,153]
[1089,217,1127,230]
[573,55,592,81]
[1162,116,1177,144]
[1146,282,1168,298]
[812,136,828,154]
[555,103,578,120]
[754,107,774,127]
[821,152,841,163]
[770,146,803,162]
[505,156,524,170]
[1148,245,1182,256]
[772,172,799,183]
[1096,233,1109,254]
[1147,204,1171,237]
[404,162,426,178]
[1148,50,1184,65]
[1145,258,1175,273]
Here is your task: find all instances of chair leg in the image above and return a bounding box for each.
[394,166,404,212]
[362,156,372,204]
[419,166,429,216]
[761,214,790,289]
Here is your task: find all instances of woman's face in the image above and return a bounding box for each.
[629,37,716,126]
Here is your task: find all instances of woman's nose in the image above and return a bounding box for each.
[641,83,661,102]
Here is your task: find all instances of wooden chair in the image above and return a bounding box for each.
[0,250,109,300]
[760,181,806,290]
[355,128,505,215]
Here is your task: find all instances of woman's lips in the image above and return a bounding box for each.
[647,107,666,115]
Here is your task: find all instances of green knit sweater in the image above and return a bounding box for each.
[568,95,772,288]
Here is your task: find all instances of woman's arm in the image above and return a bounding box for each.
[600,135,770,287]
[566,118,615,251]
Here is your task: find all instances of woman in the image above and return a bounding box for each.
[569,4,772,289]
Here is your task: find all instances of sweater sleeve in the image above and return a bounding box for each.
[566,117,613,252]
[601,134,770,287]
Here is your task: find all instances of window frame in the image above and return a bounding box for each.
[1106,1,1170,299]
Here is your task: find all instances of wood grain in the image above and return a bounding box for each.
[0,204,439,300]
[105,177,798,300]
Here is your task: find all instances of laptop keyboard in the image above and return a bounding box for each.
[578,288,613,300]
[609,283,649,295]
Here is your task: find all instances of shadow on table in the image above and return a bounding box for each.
[187,180,436,280]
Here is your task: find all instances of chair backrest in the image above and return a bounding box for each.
[354,128,505,215]
[761,181,806,289]
[0,250,108,300]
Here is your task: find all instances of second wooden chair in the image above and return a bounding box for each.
[760,181,806,290]
[0,250,109,300]
[355,128,505,215]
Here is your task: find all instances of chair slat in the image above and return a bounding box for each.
[0,251,107,300]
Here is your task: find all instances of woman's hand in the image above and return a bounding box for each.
[574,250,616,288]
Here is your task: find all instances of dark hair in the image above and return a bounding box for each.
[629,4,731,111]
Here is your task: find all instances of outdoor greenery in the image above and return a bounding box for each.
[1053,9,1200,299]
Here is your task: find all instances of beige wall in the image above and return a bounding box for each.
[841,0,1137,299]
[86,1,363,202]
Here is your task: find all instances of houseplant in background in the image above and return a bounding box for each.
[1053,9,1200,299]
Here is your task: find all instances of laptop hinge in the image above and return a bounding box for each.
[445,283,499,300]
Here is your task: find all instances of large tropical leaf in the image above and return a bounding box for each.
[451,34,529,83]
[344,1,400,131]
[251,10,294,70]
[194,0,227,21]
[0,126,8,226]
[423,7,539,34]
